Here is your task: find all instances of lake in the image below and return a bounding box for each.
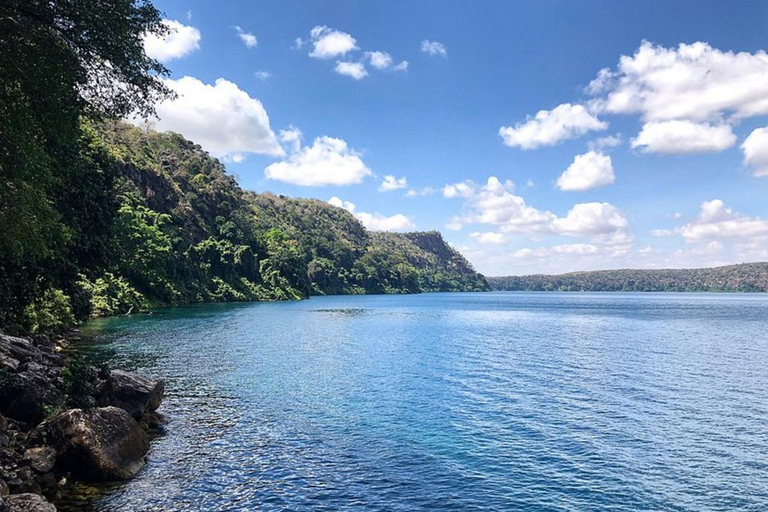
[69,292,768,511]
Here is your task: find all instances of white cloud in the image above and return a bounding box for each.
[234,26,257,48]
[552,202,629,236]
[366,51,393,69]
[335,61,368,80]
[379,175,408,192]
[393,61,409,71]
[677,199,768,241]
[309,26,358,59]
[254,70,271,81]
[328,197,415,231]
[552,243,599,254]
[405,187,435,197]
[293,37,305,49]
[446,176,630,241]
[460,177,555,233]
[499,103,607,150]
[470,232,505,245]
[631,120,736,154]
[134,76,282,159]
[279,126,302,153]
[588,134,622,152]
[143,19,201,63]
[442,180,476,198]
[421,40,447,57]
[588,41,768,122]
[742,127,768,177]
[557,151,615,191]
[650,229,674,237]
[265,136,372,186]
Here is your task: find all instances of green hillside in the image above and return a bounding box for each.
[488,263,768,292]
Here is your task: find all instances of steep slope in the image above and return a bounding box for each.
[488,263,768,292]
[77,122,488,316]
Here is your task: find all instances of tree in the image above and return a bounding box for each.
[0,0,173,330]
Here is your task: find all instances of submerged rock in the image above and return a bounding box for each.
[48,407,149,481]
[97,370,164,420]
[4,493,56,512]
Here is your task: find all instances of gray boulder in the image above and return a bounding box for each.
[4,493,56,512]
[97,370,163,420]
[22,447,56,474]
[48,407,149,481]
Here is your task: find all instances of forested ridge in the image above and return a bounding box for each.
[2,121,488,333]
[488,263,768,292]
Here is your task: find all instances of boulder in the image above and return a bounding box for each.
[22,447,56,474]
[97,370,163,420]
[48,407,149,481]
[4,493,56,512]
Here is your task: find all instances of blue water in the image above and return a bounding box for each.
[76,292,768,511]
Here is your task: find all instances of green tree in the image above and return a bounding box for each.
[0,0,172,331]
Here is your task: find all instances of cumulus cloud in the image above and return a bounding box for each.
[589,41,768,122]
[442,180,476,198]
[557,151,615,191]
[234,26,257,48]
[379,175,408,192]
[309,26,358,59]
[335,61,368,80]
[421,40,447,57]
[143,19,201,63]
[328,197,415,231]
[364,51,408,72]
[265,135,371,186]
[448,177,630,241]
[631,121,736,154]
[742,127,768,177]
[551,202,629,236]
[470,232,505,245]
[133,76,282,159]
[588,134,622,152]
[677,199,768,241]
[499,103,608,150]
[366,51,392,69]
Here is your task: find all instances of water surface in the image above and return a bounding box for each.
[73,292,768,511]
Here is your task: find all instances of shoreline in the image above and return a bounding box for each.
[0,331,165,512]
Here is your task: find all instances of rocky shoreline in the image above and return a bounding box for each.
[0,333,164,511]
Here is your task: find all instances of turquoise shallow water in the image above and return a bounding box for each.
[76,292,768,511]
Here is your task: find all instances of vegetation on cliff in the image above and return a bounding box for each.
[488,263,768,292]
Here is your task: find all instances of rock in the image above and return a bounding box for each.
[139,411,165,430]
[9,467,40,495]
[0,479,8,496]
[22,447,56,474]
[97,370,163,420]
[4,493,56,512]
[0,415,8,432]
[48,407,149,481]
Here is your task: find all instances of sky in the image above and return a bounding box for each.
[137,0,768,276]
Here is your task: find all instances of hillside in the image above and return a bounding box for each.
[0,121,488,332]
[488,263,768,292]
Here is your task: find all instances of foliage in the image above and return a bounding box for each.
[80,273,147,317]
[61,358,97,410]
[488,263,768,292]
[22,289,76,334]
[0,0,172,332]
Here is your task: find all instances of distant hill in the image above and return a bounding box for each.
[487,263,768,292]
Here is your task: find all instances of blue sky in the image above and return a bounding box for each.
[138,0,768,275]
